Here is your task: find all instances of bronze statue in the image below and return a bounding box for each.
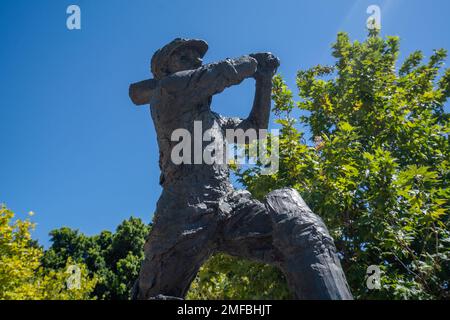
[129,38,352,300]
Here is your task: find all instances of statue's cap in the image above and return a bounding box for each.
[151,38,208,79]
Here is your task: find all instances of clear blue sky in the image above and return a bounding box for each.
[1,0,449,246]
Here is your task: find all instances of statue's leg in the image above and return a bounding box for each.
[264,188,353,300]
[217,190,280,265]
[219,188,353,300]
[133,228,213,299]
[133,191,218,300]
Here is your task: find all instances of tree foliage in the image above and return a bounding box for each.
[0,205,95,300]
[236,31,450,299]
[187,253,291,300]
[42,217,150,299]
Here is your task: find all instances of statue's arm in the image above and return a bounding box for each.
[237,74,273,131]
[217,76,272,132]
[161,56,258,97]
[223,53,280,132]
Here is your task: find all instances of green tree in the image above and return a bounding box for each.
[42,217,151,299]
[187,253,291,300]
[0,205,96,300]
[237,31,450,299]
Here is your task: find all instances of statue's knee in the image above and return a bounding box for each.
[264,188,333,245]
[264,188,312,220]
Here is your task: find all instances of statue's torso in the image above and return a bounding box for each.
[150,90,233,196]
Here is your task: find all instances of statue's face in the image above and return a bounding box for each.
[167,47,203,74]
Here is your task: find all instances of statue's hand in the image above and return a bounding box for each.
[249,52,280,80]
